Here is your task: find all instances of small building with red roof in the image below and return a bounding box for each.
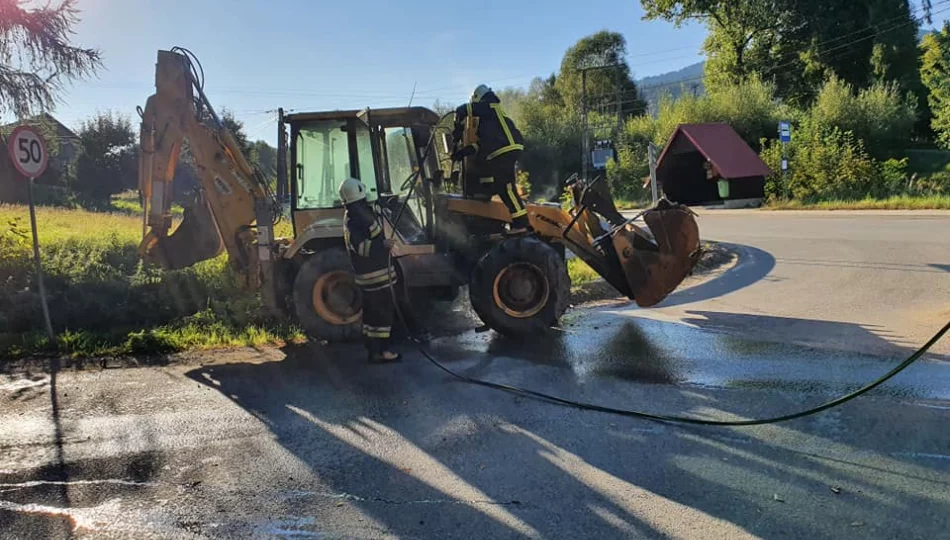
[655,123,771,206]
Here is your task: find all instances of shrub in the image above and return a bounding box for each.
[911,170,950,195]
[761,120,879,201]
[876,158,909,198]
[809,77,917,159]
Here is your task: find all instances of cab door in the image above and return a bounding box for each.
[290,118,378,236]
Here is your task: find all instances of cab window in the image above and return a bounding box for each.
[295,121,378,209]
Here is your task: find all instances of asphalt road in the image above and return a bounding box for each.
[652,209,950,358]
[2,210,949,539]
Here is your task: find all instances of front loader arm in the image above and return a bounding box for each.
[443,188,700,307]
[138,50,277,292]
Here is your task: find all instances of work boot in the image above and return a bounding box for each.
[368,350,402,364]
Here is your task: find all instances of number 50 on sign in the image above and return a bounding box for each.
[8,125,49,179]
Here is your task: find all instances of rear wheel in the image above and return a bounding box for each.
[469,237,570,337]
[293,248,362,341]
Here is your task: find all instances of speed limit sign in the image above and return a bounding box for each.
[7,125,49,179]
[6,123,55,339]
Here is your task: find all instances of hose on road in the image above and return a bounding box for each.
[401,314,949,426]
[385,226,949,426]
[382,118,950,427]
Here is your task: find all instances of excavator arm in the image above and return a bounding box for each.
[138,49,279,297]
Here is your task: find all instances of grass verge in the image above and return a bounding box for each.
[767,195,950,210]
[0,311,306,360]
[1,202,303,360]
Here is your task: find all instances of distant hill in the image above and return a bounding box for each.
[636,61,704,111]
[636,29,935,111]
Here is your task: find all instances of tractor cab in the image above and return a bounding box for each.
[280,107,443,252]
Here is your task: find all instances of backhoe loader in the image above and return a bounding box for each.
[138,49,701,341]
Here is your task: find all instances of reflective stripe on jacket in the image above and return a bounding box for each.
[453,90,525,161]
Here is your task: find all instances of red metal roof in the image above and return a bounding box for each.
[657,123,772,180]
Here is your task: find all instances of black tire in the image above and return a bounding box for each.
[469,237,570,337]
[292,248,362,342]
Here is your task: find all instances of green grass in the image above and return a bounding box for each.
[567,257,601,286]
[614,199,651,211]
[0,202,303,359]
[110,190,183,217]
[1,203,143,245]
[0,313,306,360]
[767,195,950,210]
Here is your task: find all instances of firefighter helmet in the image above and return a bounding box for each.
[339,177,367,204]
[472,84,491,103]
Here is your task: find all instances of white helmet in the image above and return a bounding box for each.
[472,84,491,102]
[339,177,366,204]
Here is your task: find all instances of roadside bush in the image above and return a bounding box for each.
[761,120,879,201]
[911,170,950,194]
[877,158,909,198]
[809,77,917,159]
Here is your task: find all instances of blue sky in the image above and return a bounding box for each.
[55,0,707,144]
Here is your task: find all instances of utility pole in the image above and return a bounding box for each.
[615,66,623,135]
[579,62,624,181]
[648,142,659,205]
[581,68,589,181]
[276,108,286,206]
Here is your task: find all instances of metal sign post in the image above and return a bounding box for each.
[648,142,659,204]
[779,121,791,179]
[7,125,53,339]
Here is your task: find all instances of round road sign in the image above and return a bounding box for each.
[7,125,49,179]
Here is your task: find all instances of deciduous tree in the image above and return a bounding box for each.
[75,112,136,206]
[920,23,950,147]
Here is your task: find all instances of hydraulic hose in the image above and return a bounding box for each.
[383,115,949,427]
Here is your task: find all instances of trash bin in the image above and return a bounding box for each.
[717,179,730,199]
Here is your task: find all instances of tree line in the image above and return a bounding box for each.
[33,110,278,209]
[465,1,950,203]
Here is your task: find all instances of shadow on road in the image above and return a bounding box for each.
[184,315,950,538]
[658,243,775,308]
[678,310,950,363]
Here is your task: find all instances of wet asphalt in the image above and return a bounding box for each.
[1,210,949,539]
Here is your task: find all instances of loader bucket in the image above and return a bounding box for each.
[611,200,700,307]
[141,193,224,270]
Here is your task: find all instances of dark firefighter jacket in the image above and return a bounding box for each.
[453,90,524,161]
[344,202,397,291]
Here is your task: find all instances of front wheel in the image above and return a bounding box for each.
[469,237,570,337]
[292,248,362,341]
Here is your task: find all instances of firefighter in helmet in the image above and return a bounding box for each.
[452,84,531,232]
[339,177,401,363]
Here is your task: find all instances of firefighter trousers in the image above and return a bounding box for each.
[477,151,530,229]
[361,285,395,355]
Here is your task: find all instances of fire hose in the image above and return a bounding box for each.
[381,118,950,427]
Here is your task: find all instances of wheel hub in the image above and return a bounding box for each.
[492,263,550,319]
[312,271,361,325]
